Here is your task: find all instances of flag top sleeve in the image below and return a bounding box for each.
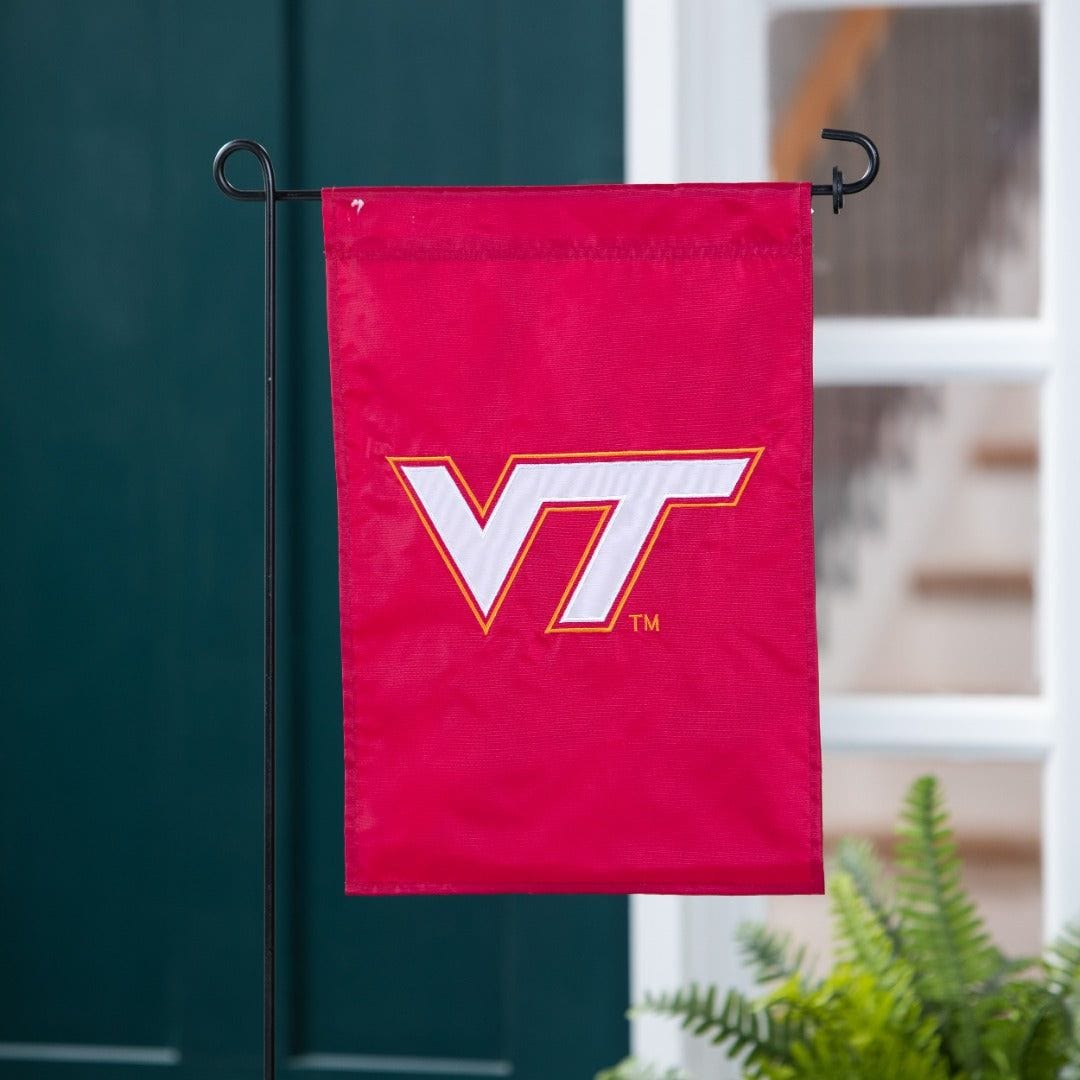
[322,182,822,895]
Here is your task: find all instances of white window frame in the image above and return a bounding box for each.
[625,0,1080,1071]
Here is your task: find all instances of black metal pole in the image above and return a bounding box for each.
[213,139,299,1080]
[261,147,278,1080]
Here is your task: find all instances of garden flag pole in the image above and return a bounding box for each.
[212,129,879,1080]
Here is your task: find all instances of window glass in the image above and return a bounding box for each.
[769,5,1040,316]
[815,383,1038,693]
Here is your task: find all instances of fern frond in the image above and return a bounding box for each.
[895,774,999,1075]
[976,980,1071,1080]
[594,1058,691,1080]
[1046,923,1080,1000]
[737,922,807,985]
[980,954,1041,990]
[1018,998,1071,1080]
[639,985,798,1072]
[835,836,899,947]
[1045,923,1080,1079]
[771,964,950,1080]
[830,870,898,980]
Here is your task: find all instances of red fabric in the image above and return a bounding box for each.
[323,183,822,895]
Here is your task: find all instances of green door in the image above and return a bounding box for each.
[0,4,628,1078]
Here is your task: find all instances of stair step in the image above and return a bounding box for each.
[971,439,1039,470]
[912,566,1033,601]
[978,384,1040,443]
[821,757,1041,840]
[925,467,1037,566]
[854,594,1036,693]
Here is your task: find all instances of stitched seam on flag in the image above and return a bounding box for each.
[324,240,809,260]
[324,183,808,198]
[388,448,764,635]
[345,873,824,892]
[325,256,367,874]
[800,183,822,874]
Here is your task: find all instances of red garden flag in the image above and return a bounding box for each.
[323,183,822,895]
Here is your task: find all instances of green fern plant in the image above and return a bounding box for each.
[1046,924,1080,1078]
[601,775,1080,1080]
[596,1061,691,1080]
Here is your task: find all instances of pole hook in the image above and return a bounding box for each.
[810,128,880,213]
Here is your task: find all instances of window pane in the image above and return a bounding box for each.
[769,5,1040,316]
[769,756,1041,963]
[816,383,1038,693]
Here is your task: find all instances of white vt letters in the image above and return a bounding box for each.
[397,454,756,629]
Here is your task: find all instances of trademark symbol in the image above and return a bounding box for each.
[629,613,660,633]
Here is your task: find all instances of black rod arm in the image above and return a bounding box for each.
[214,128,881,213]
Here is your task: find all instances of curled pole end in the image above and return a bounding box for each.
[812,128,880,213]
[213,139,276,202]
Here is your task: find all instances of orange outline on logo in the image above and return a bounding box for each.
[387,448,764,635]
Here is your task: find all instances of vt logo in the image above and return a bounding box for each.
[388,449,763,634]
